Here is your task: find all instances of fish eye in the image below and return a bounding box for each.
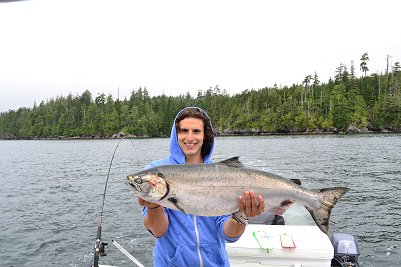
[134,178,142,184]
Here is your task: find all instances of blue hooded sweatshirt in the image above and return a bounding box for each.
[143,107,240,267]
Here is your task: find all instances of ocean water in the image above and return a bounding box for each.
[0,134,400,266]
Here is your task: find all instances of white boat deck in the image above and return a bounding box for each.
[227,204,334,267]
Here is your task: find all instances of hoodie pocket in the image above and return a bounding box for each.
[168,244,226,267]
[201,244,226,267]
[168,244,186,267]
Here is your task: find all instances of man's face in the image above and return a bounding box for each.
[177,117,205,163]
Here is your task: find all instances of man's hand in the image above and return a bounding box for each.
[224,191,265,238]
[238,191,264,218]
[138,197,161,209]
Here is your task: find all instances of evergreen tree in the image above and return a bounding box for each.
[360,52,369,77]
[1,53,401,138]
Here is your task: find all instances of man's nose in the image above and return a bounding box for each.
[187,130,194,140]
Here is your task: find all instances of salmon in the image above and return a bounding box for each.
[126,157,349,234]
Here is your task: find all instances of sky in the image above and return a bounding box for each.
[1,0,400,112]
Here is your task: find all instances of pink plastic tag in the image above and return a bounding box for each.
[280,234,296,248]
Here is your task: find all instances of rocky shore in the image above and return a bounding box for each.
[1,126,400,140]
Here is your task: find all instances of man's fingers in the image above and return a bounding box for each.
[238,195,244,211]
[138,197,145,206]
[244,191,252,212]
[238,192,265,217]
[257,195,265,212]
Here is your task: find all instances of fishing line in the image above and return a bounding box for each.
[99,136,136,224]
[99,137,125,225]
[94,137,144,267]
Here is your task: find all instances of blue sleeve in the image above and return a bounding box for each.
[145,157,172,169]
[216,215,242,243]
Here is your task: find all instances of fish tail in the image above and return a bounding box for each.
[306,187,349,234]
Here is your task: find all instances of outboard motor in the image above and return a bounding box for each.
[330,233,360,267]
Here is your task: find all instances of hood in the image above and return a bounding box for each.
[169,107,214,164]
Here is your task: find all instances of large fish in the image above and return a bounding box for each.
[126,157,349,234]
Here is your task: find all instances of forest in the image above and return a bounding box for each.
[1,53,400,139]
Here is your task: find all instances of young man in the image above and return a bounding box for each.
[138,106,265,266]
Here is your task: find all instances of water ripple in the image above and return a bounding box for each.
[1,135,401,266]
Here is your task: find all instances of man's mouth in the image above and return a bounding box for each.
[184,142,197,148]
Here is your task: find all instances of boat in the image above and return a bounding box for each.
[94,204,360,267]
[226,204,360,267]
[228,224,334,266]
[227,225,360,267]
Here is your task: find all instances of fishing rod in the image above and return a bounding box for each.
[92,138,145,267]
[93,138,123,267]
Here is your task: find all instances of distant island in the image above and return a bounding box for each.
[1,53,400,139]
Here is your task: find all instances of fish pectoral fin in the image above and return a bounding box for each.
[167,197,186,214]
[271,200,294,216]
[218,156,245,168]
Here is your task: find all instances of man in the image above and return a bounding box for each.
[138,106,265,266]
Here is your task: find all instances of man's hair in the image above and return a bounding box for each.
[175,107,214,159]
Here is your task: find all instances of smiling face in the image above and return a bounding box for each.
[177,117,205,164]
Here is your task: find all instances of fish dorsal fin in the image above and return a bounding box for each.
[218,157,245,168]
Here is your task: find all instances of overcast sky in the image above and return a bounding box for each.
[1,0,400,112]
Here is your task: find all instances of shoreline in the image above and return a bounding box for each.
[1,129,399,141]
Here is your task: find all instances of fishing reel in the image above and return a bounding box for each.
[95,238,108,257]
[93,225,108,267]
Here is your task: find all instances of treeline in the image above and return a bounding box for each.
[1,55,401,139]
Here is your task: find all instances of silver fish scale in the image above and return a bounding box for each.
[153,164,322,216]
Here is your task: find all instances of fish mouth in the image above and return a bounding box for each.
[126,176,141,192]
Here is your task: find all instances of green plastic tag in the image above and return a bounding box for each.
[252,230,273,252]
